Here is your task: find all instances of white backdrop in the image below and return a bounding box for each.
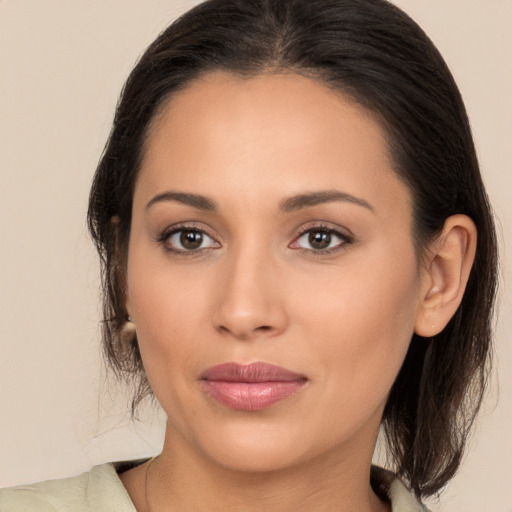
[0,1,510,511]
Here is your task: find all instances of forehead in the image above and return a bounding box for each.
[146,71,390,166]
[137,71,411,218]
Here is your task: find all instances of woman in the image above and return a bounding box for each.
[0,0,498,510]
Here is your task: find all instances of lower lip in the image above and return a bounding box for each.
[201,380,307,411]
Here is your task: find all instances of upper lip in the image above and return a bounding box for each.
[200,362,307,382]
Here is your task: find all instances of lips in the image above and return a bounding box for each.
[200,362,308,411]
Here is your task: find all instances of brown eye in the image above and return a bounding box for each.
[164,228,219,252]
[180,230,203,249]
[290,227,352,253]
[308,231,332,250]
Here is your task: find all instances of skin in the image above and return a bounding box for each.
[120,72,476,511]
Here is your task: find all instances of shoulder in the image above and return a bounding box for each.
[0,462,137,512]
[371,466,431,512]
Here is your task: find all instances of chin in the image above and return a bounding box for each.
[192,420,312,473]
[206,443,304,474]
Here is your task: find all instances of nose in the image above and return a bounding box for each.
[212,248,288,341]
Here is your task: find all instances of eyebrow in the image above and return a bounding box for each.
[146,191,218,212]
[145,189,373,214]
[279,190,374,213]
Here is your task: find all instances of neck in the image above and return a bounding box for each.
[145,423,388,512]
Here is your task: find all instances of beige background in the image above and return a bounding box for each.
[0,1,510,510]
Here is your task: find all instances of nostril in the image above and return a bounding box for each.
[256,325,272,332]
[216,323,274,339]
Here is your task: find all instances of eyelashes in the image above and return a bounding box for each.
[155,222,354,256]
[155,223,220,255]
[289,225,353,253]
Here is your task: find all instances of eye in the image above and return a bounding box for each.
[290,227,352,253]
[159,227,220,253]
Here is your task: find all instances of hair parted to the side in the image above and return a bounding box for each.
[87,0,498,499]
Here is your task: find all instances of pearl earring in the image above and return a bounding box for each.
[123,315,136,334]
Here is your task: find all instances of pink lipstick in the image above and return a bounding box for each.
[200,362,307,411]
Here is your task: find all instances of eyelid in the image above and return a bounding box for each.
[289,222,354,253]
[155,222,221,254]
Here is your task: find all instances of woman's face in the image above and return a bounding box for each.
[126,72,428,472]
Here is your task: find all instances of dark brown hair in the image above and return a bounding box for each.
[87,0,498,498]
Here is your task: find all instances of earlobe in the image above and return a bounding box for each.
[415,214,477,337]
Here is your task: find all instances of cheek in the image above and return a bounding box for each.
[293,249,421,408]
[126,263,210,428]
[125,245,208,382]
[130,288,203,359]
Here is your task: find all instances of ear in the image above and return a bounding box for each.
[111,215,133,321]
[415,214,477,337]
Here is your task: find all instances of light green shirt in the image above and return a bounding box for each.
[0,463,430,511]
